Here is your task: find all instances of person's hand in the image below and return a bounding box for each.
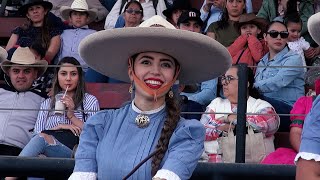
[227,114,237,123]
[217,124,235,132]
[61,95,75,118]
[203,0,215,12]
[46,88,53,97]
[304,47,318,59]
[54,124,81,136]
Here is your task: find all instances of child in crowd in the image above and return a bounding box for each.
[285,13,311,71]
[59,0,97,72]
[227,13,269,68]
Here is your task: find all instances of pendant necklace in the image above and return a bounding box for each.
[132,101,166,128]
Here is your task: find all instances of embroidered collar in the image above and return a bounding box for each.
[131,100,166,115]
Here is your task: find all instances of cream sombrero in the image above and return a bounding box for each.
[79,15,232,84]
[308,12,320,45]
[60,0,97,24]
[1,47,48,78]
[0,47,8,63]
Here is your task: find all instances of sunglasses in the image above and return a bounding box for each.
[266,30,289,39]
[125,9,142,14]
[220,75,238,85]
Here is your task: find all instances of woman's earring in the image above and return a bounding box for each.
[168,88,174,98]
[129,83,133,94]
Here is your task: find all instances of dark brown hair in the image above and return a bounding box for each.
[50,57,86,109]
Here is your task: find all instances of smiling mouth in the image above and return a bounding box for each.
[145,80,163,89]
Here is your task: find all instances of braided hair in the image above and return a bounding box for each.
[151,94,181,176]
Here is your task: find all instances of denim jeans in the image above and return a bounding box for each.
[19,134,72,158]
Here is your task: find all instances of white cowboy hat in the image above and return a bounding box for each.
[308,12,320,45]
[1,47,48,78]
[79,15,232,84]
[0,47,8,63]
[60,0,97,24]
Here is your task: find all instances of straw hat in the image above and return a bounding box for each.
[308,12,320,45]
[79,15,232,84]
[19,0,53,15]
[1,47,48,78]
[0,47,8,63]
[238,13,269,33]
[60,0,97,23]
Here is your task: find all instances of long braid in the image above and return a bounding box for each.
[151,94,180,176]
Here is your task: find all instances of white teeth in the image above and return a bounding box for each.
[145,80,161,85]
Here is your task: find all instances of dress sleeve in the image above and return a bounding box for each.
[247,35,264,62]
[200,101,224,141]
[246,107,280,136]
[73,111,109,173]
[227,35,247,57]
[296,96,320,160]
[34,99,50,134]
[84,94,100,119]
[12,27,22,35]
[160,119,205,180]
[290,96,308,129]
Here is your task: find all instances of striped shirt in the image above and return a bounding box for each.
[34,93,100,134]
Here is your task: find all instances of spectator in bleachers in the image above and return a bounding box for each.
[114,0,144,28]
[257,0,315,45]
[162,0,191,28]
[49,0,108,22]
[284,13,312,71]
[104,0,167,29]
[262,78,320,165]
[200,65,280,163]
[200,0,252,32]
[5,57,99,180]
[254,21,305,132]
[228,13,269,68]
[5,0,63,65]
[296,12,320,180]
[177,9,218,112]
[0,47,47,156]
[68,15,231,179]
[206,0,247,47]
[58,0,98,73]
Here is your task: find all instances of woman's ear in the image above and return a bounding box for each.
[128,67,134,82]
[263,33,267,41]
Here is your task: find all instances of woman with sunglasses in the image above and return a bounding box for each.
[200,65,280,163]
[254,21,305,132]
[123,1,144,28]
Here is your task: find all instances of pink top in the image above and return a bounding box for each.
[290,96,315,129]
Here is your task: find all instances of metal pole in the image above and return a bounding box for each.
[235,63,248,163]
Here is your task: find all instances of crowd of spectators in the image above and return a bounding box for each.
[1,0,320,176]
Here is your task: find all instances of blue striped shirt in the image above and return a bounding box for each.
[34,93,100,134]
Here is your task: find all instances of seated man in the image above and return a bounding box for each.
[0,47,47,156]
[178,9,219,112]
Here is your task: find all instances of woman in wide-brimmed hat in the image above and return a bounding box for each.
[5,0,63,64]
[296,12,320,180]
[69,15,231,180]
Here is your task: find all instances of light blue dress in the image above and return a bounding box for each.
[73,102,205,179]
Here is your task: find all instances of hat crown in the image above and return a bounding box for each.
[70,0,89,11]
[139,15,176,29]
[11,47,38,65]
[0,47,8,63]
[22,0,44,6]
[239,13,258,23]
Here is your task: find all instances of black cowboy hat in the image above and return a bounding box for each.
[19,0,53,15]
[162,0,191,19]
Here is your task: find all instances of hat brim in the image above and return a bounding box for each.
[163,8,174,19]
[0,47,8,63]
[79,27,232,84]
[308,12,320,45]
[19,1,53,15]
[1,60,48,78]
[238,18,269,33]
[60,6,97,24]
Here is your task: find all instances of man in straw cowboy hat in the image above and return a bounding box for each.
[0,47,48,156]
[59,0,98,72]
[69,15,231,179]
[296,12,320,180]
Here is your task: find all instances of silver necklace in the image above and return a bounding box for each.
[131,101,166,128]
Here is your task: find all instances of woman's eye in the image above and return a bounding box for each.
[72,73,77,76]
[140,60,151,65]
[161,63,172,68]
